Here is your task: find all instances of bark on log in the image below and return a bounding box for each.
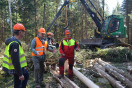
[57,83,62,88]
[50,68,80,88]
[45,82,50,88]
[64,76,80,88]
[50,69,65,88]
[73,67,100,88]
[127,66,132,74]
[97,59,132,82]
[94,63,125,88]
[97,59,132,88]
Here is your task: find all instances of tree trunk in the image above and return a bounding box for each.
[16,6,17,23]
[102,0,104,18]
[34,0,37,37]
[97,59,132,82]
[43,3,45,28]
[73,67,100,88]
[50,68,79,88]
[1,5,4,42]
[126,0,130,44]
[94,63,125,88]
[23,9,27,42]
[81,6,84,40]
[8,1,13,36]
[104,65,132,88]
[85,9,87,39]
[3,7,6,41]
[65,0,68,26]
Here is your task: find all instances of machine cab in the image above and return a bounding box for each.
[101,15,127,38]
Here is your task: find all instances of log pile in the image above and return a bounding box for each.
[50,66,100,88]
[93,58,132,88]
[127,66,132,74]
[73,67,100,88]
[50,67,80,88]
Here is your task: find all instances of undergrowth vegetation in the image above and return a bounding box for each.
[0,41,132,88]
[75,47,132,63]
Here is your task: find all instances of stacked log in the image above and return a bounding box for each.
[73,67,100,88]
[97,59,132,82]
[50,66,100,88]
[93,58,132,88]
[94,63,125,88]
[50,68,80,88]
[127,66,132,74]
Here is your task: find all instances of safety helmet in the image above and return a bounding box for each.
[13,23,26,31]
[65,29,71,35]
[47,32,54,36]
[38,28,46,33]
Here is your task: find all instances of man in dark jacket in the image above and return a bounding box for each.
[2,23,29,88]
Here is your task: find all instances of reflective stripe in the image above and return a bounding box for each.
[35,47,46,49]
[38,50,46,52]
[3,60,26,66]
[20,54,25,58]
[35,47,43,49]
[20,60,27,64]
[4,54,25,59]
[3,61,13,66]
[4,54,10,60]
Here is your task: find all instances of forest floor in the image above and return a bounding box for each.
[0,43,132,88]
[0,58,131,88]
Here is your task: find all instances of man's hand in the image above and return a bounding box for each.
[75,48,80,52]
[37,52,41,57]
[53,49,57,54]
[19,75,24,80]
[62,53,65,56]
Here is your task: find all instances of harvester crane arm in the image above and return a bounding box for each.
[80,0,102,34]
[46,0,70,32]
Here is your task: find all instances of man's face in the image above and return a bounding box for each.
[19,30,25,38]
[39,33,46,39]
[65,34,71,39]
[48,35,52,38]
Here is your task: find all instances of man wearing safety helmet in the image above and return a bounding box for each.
[47,32,54,45]
[2,23,29,88]
[47,32,59,49]
[58,29,79,80]
[31,28,56,88]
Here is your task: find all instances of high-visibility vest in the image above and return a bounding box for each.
[2,41,27,70]
[32,37,47,56]
[62,39,75,46]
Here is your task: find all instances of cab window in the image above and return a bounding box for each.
[108,18,120,33]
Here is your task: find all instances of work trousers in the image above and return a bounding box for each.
[59,56,74,78]
[14,68,29,88]
[33,60,44,84]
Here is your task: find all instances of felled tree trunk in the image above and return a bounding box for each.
[50,68,79,88]
[57,83,62,88]
[73,67,100,88]
[97,59,132,88]
[94,63,125,88]
[97,59,132,82]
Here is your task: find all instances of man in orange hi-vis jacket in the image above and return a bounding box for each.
[31,28,56,88]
